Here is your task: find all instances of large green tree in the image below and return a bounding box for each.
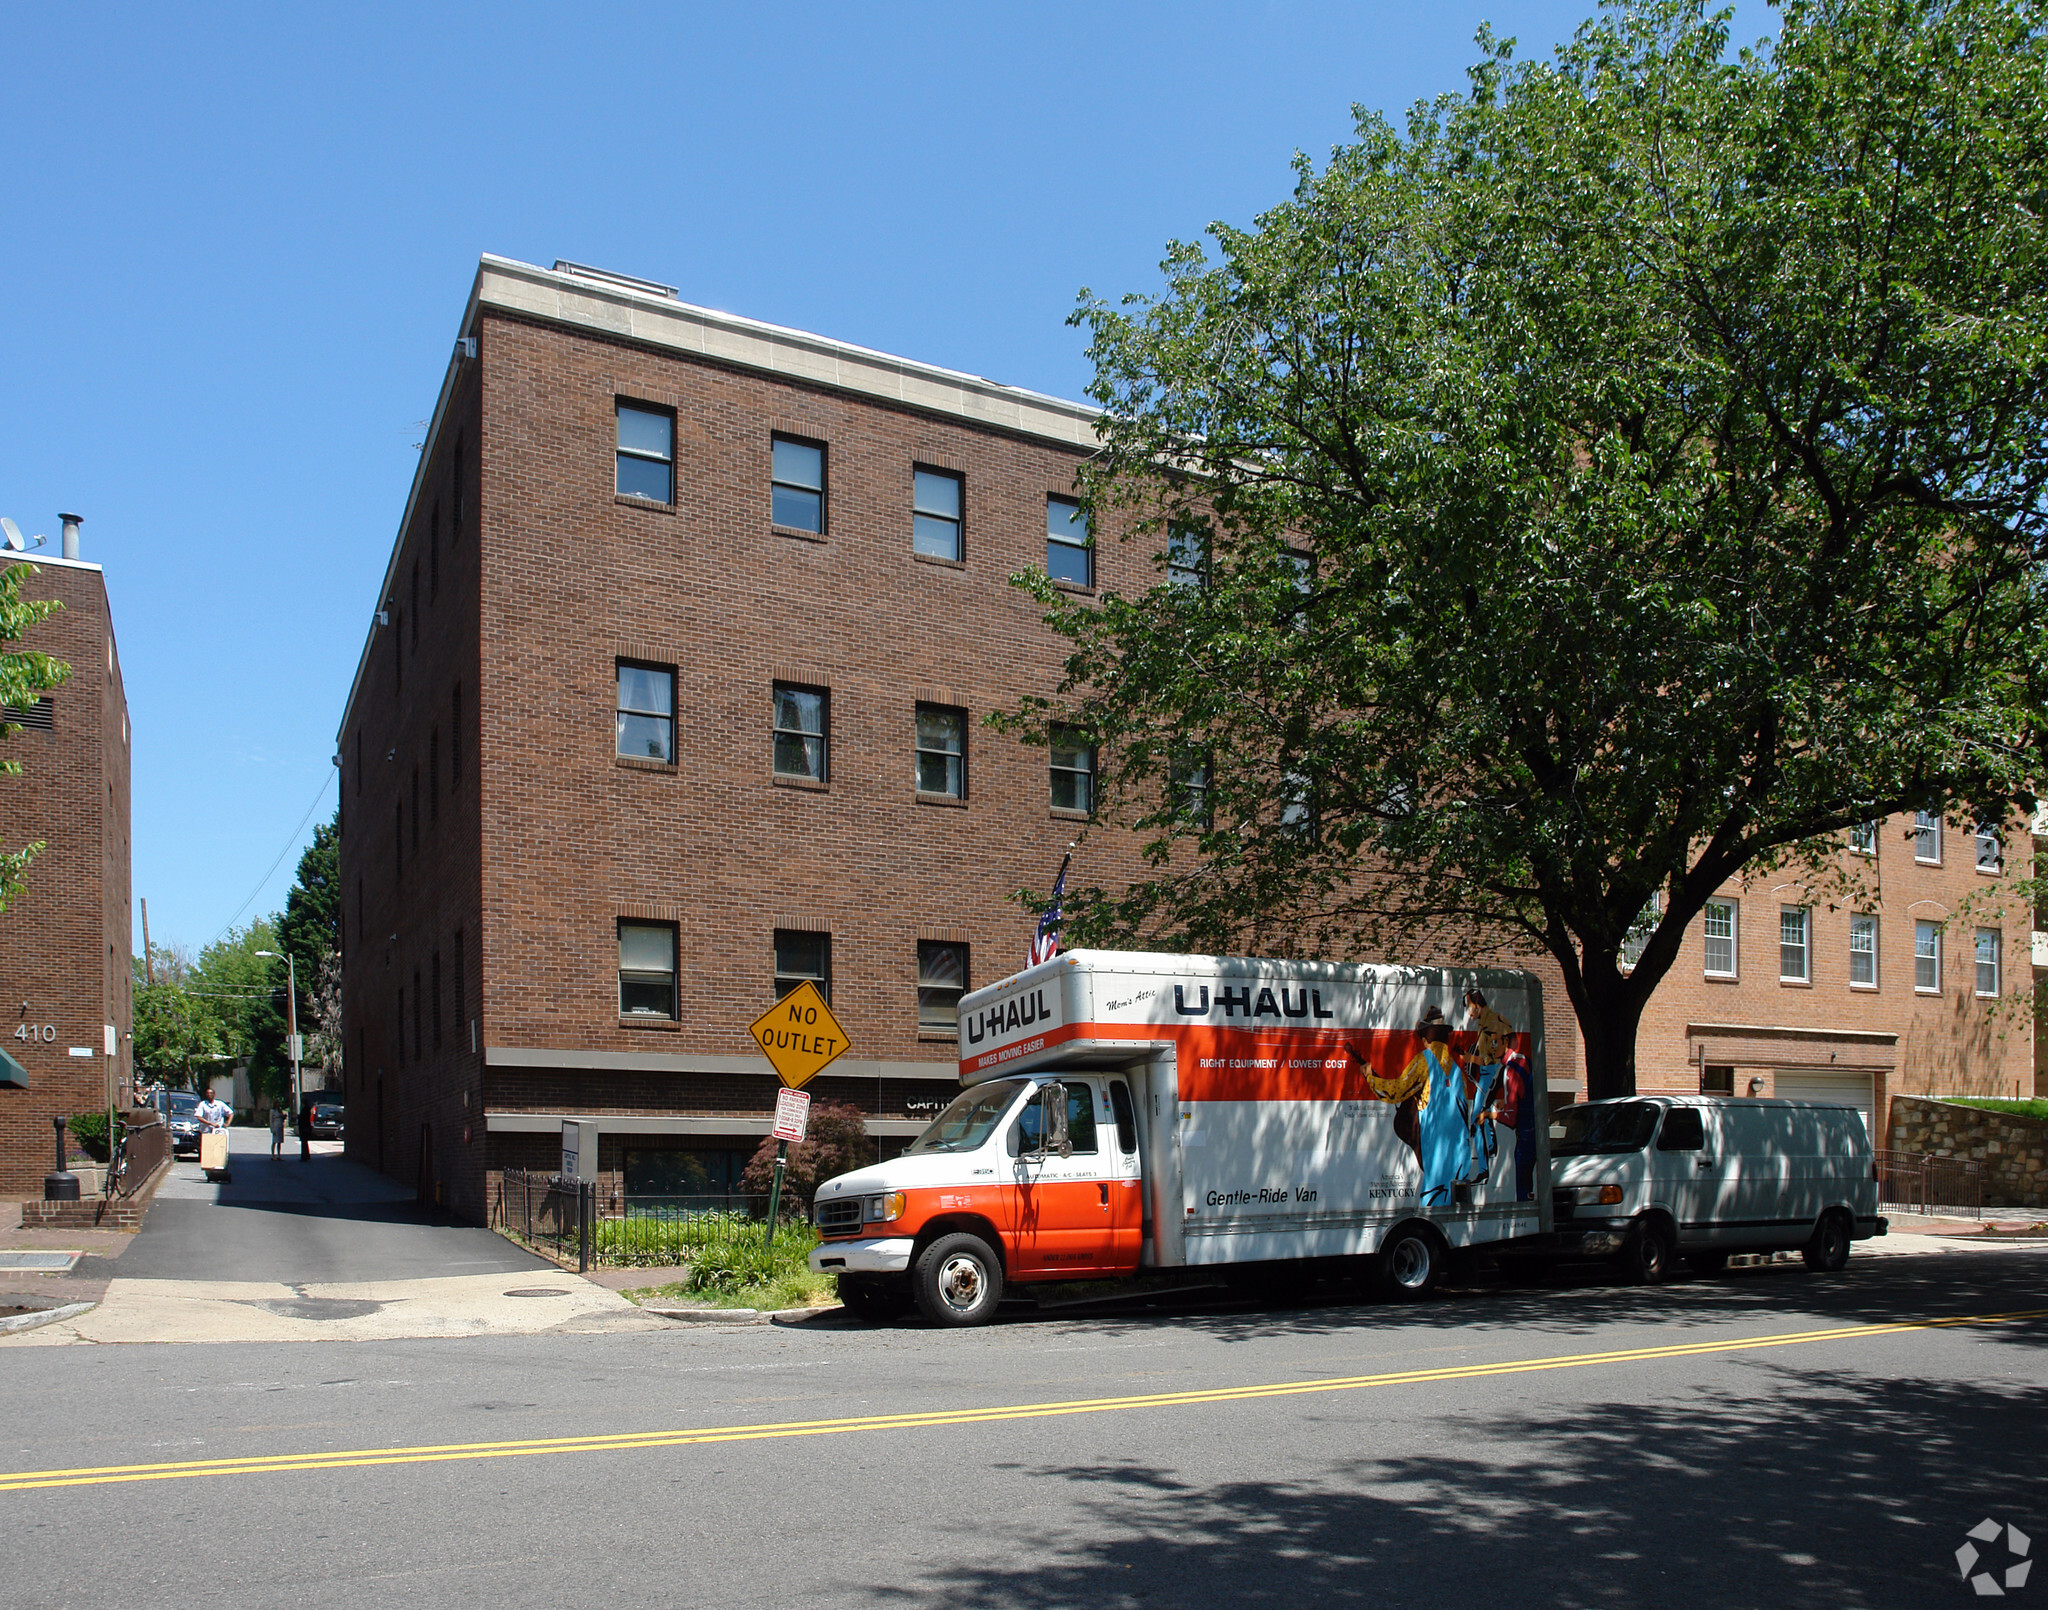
[0,562,71,912]
[250,815,340,1098]
[1019,0,2048,1099]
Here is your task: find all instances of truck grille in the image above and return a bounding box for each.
[815,1197,862,1236]
[1550,1189,1576,1224]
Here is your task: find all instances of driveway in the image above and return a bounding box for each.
[5,1128,664,1345]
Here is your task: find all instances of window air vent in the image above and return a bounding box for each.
[5,698,53,731]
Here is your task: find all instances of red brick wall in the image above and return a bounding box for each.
[0,555,132,1195]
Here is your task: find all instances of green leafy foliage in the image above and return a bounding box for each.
[249,815,339,1099]
[1018,0,2048,1097]
[66,1111,111,1162]
[0,561,70,916]
[737,1099,874,1203]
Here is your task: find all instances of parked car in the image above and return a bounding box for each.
[308,1102,345,1139]
[158,1091,204,1158]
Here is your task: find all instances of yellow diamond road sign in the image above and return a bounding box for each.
[749,982,851,1089]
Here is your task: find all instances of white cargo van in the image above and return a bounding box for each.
[1548,1096,1886,1279]
[809,948,1557,1324]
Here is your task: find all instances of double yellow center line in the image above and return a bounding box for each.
[6,1306,2042,1494]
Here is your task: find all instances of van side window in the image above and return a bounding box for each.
[1656,1109,1705,1152]
[1109,1080,1138,1154]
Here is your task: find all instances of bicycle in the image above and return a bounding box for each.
[92,1120,134,1225]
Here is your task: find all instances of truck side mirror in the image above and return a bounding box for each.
[1038,1082,1071,1160]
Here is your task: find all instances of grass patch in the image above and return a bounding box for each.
[1948,1098,2048,1123]
[614,1219,835,1311]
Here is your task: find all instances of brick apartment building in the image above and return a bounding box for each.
[0,535,133,1196]
[338,255,2035,1220]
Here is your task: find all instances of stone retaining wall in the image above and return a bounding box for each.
[1887,1095,2048,1210]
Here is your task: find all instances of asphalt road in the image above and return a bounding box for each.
[5,1240,2044,1610]
[128,1128,547,1283]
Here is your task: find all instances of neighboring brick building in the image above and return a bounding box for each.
[337,256,1170,1221]
[338,255,2033,1220]
[1628,811,2037,1134]
[0,537,133,1196]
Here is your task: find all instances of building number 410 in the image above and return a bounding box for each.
[14,1023,56,1043]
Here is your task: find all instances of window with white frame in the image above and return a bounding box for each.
[1619,897,1661,971]
[1975,928,2001,996]
[1046,496,1092,587]
[917,941,968,1033]
[1849,913,1878,987]
[1779,906,1810,982]
[1049,727,1094,813]
[1848,819,1878,856]
[772,684,828,781]
[1914,920,1941,992]
[915,704,965,797]
[615,402,674,503]
[1703,899,1737,977]
[771,436,826,533]
[616,661,675,762]
[618,921,678,1019]
[912,468,962,560]
[1976,820,2002,872]
[1914,810,1941,864]
[1167,525,1206,589]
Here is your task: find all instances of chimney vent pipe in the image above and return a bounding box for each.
[58,513,81,560]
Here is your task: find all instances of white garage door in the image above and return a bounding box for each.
[1774,1071,1874,1134]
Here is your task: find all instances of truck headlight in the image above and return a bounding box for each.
[864,1191,906,1223]
[1582,1185,1624,1206]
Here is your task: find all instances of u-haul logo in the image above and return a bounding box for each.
[962,986,1057,1047]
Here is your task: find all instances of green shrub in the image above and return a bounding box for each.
[66,1112,111,1162]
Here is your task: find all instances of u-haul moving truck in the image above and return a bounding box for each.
[809,949,1554,1325]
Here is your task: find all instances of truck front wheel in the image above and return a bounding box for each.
[912,1233,1005,1327]
[1377,1226,1442,1300]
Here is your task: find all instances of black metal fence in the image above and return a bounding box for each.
[1876,1149,1983,1219]
[495,1169,598,1271]
[599,1194,807,1267]
[493,1177,814,1270]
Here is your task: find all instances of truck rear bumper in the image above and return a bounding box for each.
[809,1238,915,1275]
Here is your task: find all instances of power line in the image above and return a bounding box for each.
[205,769,335,949]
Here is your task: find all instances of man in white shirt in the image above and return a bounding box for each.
[196,1095,233,1132]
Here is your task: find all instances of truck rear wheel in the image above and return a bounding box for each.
[1377,1225,1442,1300]
[1802,1211,1852,1273]
[912,1233,1005,1327]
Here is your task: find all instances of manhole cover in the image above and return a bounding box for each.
[503,1288,571,1298]
[0,1251,81,1273]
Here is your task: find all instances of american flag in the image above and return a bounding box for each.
[1028,849,1072,967]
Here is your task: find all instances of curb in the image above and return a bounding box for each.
[642,1304,843,1326]
[0,1300,95,1336]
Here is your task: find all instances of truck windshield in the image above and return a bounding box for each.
[1551,1101,1660,1157]
[165,1094,199,1116]
[903,1079,1027,1155]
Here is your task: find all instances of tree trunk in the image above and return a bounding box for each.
[1576,967,1647,1103]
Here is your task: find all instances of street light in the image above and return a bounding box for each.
[255,951,307,1161]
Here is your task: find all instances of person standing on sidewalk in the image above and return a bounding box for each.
[268,1107,284,1157]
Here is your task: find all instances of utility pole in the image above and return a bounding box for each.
[256,950,306,1160]
[140,898,154,985]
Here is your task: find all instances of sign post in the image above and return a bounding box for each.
[747,983,850,1250]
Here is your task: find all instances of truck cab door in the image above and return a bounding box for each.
[1006,1078,1123,1278]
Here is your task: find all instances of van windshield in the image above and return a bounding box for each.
[903,1079,1027,1156]
[1551,1101,1660,1157]
[165,1093,200,1116]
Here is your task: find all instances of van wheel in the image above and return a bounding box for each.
[1684,1251,1729,1277]
[1615,1220,1673,1285]
[912,1233,1005,1327]
[1802,1211,1852,1273]
[836,1276,912,1322]
[1377,1226,1442,1300]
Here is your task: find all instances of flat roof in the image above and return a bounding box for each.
[339,256,1103,740]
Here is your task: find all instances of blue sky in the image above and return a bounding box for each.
[0,1,1775,954]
